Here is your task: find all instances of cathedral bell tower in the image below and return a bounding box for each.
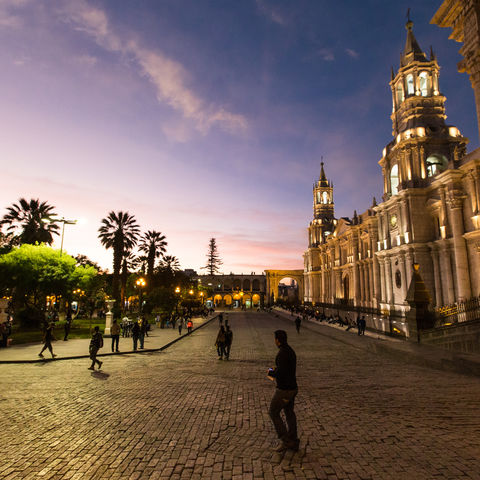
[379,18,468,198]
[308,162,335,247]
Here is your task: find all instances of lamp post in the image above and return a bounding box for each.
[175,286,181,315]
[43,216,77,254]
[136,277,146,314]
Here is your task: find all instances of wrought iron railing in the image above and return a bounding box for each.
[434,296,480,327]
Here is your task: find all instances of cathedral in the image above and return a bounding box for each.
[303,19,480,318]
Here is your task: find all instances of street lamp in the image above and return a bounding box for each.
[175,286,181,315]
[136,277,146,313]
[43,216,77,254]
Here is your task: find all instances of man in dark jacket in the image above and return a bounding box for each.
[267,329,299,452]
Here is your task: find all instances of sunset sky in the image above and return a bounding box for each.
[0,1,477,273]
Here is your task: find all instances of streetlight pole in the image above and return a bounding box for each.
[136,277,146,314]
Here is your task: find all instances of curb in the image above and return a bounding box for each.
[0,314,219,365]
[272,308,480,378]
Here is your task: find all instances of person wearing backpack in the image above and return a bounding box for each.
[88,326,103,370]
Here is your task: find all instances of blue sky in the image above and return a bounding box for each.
[0,1,477,273]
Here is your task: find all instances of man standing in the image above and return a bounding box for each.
[111,319,121,352]
[63,309,72,341]
[88,326,103,370]
[268,330,299,452]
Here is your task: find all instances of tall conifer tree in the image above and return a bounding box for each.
[202,238,222,275]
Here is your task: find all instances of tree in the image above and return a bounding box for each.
[202,238,222,275]
[98,211,140,305]
[159,255,181,273]
[0,244,97,326]
[75,254,102,272]
[139,230,167,279]
[1,198,60,245]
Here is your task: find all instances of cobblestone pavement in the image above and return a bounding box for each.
[1,311,480,480]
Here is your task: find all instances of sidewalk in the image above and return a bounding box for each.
[274,307,480,378]
[0,314,217,364]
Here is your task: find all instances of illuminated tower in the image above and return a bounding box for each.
[308,162,335,247]
[380,18,467,198]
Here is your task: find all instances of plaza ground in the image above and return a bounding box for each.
[1,311,480,479]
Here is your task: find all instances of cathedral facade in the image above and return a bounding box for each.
[303,20,480,318]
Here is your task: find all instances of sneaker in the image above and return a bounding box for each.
[38,353,44,358]
[98,361,103,370]
[52,354,57,358]
[88,366,94,370]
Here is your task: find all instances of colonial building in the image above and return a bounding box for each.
[303,19,480,317]
[196,274,266,308]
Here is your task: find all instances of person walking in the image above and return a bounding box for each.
[111,319,121,352]
[132,320,140,351]
[187,319,193,334]
[267,329,299,452]
[63,309,72,341]
[294,316,301,334]
[359,316,366,335]
[224,325,233,360]
[215,325,226,360]
[88,326,103,370]
[38,322,56,358]
[139,316,147,349]
[178,316,184,335]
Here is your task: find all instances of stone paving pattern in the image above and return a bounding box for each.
[1,311,480,479]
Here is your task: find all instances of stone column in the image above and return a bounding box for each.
[440,244,455,304]
[104,300,115,336]
[384,257,394,304]
[448,193,472,300]
[378,257,386,304]
[430,245,443,307]
[399,253,408,302]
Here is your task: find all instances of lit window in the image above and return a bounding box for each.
[396,84,404,104]
[406,74,414,95]
[316,191,321,204]
[426,154,448,177]
[322,192,329,204]
[390,164,399,195]
[419,71,429,96]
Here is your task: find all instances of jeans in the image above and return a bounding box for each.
[269,388,298,443]
[111,335,119,352]
[139,333,145,349]
[133,335,139,351]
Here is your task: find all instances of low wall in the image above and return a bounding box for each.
[420,320,480,354]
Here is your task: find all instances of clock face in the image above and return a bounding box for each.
[390,214,397,228]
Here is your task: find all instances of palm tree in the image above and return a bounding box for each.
[120,250,141,309]
[1,198,60,245]
[139,230,167,279]
[160,255,181,273]
[98,211,140,303]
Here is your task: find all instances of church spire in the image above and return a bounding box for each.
[400,17,427,67]
[319,160,329,187]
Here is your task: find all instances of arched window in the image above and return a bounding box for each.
[396,83,404,104]
[426,154,448,177]
[406,74,414,95]
[322,191,329,204]
[419,71,429,96]
[316,191,321,204]
[390,164,399,195]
